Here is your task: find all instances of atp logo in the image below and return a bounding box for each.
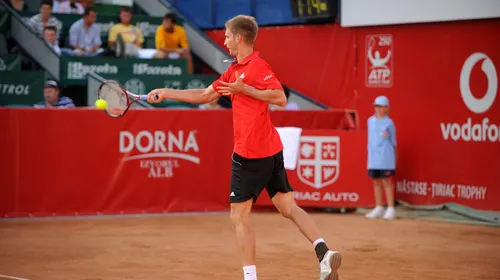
[366,34,394,87]
[297,136,340,189]
[460,52,498,114]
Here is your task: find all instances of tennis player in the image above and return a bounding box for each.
[147,15,341,280]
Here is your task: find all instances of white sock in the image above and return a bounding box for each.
[374,205,384,211]
[387,206,395,211]
[313,238,325,248]
[243,265,257,280]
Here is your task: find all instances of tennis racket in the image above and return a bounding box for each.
[97,80,158,118]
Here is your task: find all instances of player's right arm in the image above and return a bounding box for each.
[147,85,219,105]
[148,68,230,104]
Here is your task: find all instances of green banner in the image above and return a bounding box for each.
[0,55,21,71]
[0,71,45,106]
[60,56,188,85]
[19,12,179,39]
[98,74,217,108]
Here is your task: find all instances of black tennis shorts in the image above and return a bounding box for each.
[368,169,395,179]
[230,151,294,203]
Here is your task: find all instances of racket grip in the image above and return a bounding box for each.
[139,94,159,101]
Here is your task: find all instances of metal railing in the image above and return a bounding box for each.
[0,0,60,80]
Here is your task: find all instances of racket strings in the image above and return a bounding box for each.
[99,83,128,116]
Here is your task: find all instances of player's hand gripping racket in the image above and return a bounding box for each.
[97,80,158,118]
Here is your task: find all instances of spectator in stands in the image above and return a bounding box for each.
[57,0,84,15]
[43,26,61,55]
[52,0,66,13]
[364,96,397,221]
[61,7,102,56]
[6,0,28,12]
[80,0,95,8]
[154,13,193,74]
[29,0,62,43]
[108,6,144,57]
[34,80,75,108]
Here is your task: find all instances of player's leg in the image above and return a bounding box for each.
[381,170,396,220]
[365,170,385,219]
[267,151,341,280]
[230,200,257,277]
[229,153,273,280]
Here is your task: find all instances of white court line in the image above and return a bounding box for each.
[0,274,30,280]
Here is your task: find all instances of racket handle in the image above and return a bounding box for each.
[139,94,159,101]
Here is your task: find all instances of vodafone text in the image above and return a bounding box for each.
[397,179,487,201]
[443,53,499,142]
[293,192,359,202]
[119,130,200,178]
[441,118,499,142]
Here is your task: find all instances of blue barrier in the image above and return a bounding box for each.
[169,0,305,29]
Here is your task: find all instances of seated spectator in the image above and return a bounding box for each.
[154,13,193,74]
[29,0,62,43]
[6,0,28,12]
[52,0,66,13]
[43,26,61,55]
[80,0,95,8]
[57,0,84,15]
[34,80,75,108]
[107,6,156,59]
[61,7,103,56]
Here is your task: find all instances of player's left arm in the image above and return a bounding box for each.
[246,64,286,106]
[217,66,287,106]
[242,86,286,107]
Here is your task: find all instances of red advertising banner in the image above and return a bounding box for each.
[354,19,500,211]
[0,109,369,218]
[255,130,374,208]
[0,109,235,217]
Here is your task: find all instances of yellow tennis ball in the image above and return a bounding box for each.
[95,99,107,110]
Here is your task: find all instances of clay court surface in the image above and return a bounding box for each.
[1,212,499,280]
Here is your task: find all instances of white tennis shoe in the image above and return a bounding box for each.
[365,206,385,219]
[320,250,342,280]
[383,207,396,220]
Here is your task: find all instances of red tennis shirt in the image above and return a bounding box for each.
[212,51,284,159]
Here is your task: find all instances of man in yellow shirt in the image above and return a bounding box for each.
[154,13,193,74]
[107,6,157,58]
[108,6,143,48]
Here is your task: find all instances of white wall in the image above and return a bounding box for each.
[341,0,500,27]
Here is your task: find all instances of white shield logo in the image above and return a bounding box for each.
[297,136,340,189]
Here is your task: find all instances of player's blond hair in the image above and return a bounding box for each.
[225,15,258,45]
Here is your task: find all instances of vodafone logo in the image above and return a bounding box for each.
[460,53,498,114]
[441,53,499,143]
